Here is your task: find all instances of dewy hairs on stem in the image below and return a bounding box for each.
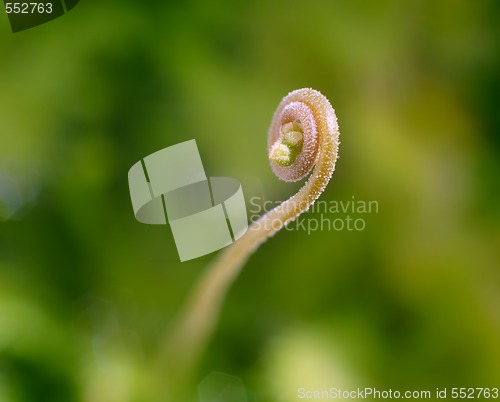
[160,88,340,390]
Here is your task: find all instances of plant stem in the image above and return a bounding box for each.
[158,88,340,395]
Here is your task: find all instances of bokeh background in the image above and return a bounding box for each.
[1,1,499,401]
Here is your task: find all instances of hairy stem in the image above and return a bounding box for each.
[159,88,340,393]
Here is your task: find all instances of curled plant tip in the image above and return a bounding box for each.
[161,88,340,394]
[264,88,340,228]
[269,88,339,181]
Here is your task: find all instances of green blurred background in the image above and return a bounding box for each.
[1,1,499,401]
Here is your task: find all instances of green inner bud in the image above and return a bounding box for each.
[269,120,304,167]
